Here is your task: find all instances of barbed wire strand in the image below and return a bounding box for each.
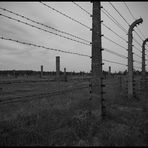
[0,36,129,67]
[0,36,91,57]
[133,52,142,59]
[106,2,145,51]
[123,1,145,41]
[0,13,91,46]
[123,1,148,50]
[40,2,91,30]
[101,7,128,34]
[102,23,127,43]
[103,35,127,50]
[108,1,145,49]
[133,37,142,48]
[0,6,90,44]
[103,59,127,66]
[109,2,130,26]
[133,45,142,53]
[134,60,142,64]
[103,47,127,59]
[72,1,91,16]
[134,30,144,42]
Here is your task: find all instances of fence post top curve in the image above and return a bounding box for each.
[128,18,143,33]
[142,38,148,47]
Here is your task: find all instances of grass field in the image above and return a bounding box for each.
[0,75,147,146]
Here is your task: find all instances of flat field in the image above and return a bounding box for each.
[0,75,147,146]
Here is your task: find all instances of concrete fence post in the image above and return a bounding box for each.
[108,66,111,78]
[40,65,43,78]
[91,2,104,118]
[142,38,148,90]
[64,68,67,82]
[56,56,60,81]
[128,18,143,98]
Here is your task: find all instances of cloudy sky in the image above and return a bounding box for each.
[0,1,148,73]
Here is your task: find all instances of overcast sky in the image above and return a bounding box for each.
[0,1,148,73]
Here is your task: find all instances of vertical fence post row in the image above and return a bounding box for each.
[56,56,60,81]
[142,38,148,90]
[91,2,103,118]
[128,18,143,98]
[40,65,43,78]
[56,56,61,95]
[64,68,67,82]
[108,66,111,78]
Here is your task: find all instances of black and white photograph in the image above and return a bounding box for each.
[0,1,148,146]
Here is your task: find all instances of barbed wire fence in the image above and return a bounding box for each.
[0,2,93,110]
[0,2,147,119]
